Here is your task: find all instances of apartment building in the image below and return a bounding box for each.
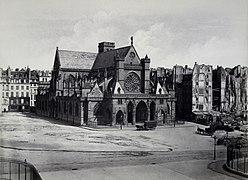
[192,63,213,112]
[0,67,51,112]
[1,67,31,112]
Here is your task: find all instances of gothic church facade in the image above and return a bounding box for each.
[36,39,176,126]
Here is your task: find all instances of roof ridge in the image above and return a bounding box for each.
[116,45,131,50]
[58,49,97,54]
[97,45,131,54]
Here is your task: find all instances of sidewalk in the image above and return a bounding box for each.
[80,122,195,131]
[39,162,194,180]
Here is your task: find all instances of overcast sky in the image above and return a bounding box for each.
[0,0,247,70]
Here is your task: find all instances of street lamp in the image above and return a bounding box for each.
[213,136,217,160]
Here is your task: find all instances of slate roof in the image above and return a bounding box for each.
[58,50,97,70]
[91,46,131,70]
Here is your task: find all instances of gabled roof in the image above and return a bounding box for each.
[58,50,97,70]
[91,46,131,70]
[155,82,168,95]
[88,82,103,98]
[113,81,125,94]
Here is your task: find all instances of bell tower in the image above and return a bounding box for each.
[98,42,115,53]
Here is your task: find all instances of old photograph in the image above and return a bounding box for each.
[0,0,247,179]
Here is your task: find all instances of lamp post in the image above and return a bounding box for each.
[214,136,217,160]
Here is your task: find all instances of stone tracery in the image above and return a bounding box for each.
[124,72,140,92]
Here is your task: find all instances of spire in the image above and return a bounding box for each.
[131,36,133,46]
[145,54,148,59]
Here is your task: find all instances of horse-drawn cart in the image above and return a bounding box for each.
[136,121,157,131]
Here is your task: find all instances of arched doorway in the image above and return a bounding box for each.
[150,101,156,121]
[93,102,104,125]
[136,101,148,123]
[127,101,134,124]
[116,110,124,125]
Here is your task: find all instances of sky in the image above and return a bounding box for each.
[0,0,247,70]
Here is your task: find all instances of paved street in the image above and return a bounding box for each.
[0,113,244,179]
[40,160,243,180]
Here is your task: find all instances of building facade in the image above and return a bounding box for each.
[211,65,248,120]
[30,70,51,112]
[36,40,176,126]
[172,65,192,120]
[176,74,192,120]
[0,67,51,112]
[192,63,213,112]
[0,68,2,115]
[213,66,227,112]
[0,67,31,112]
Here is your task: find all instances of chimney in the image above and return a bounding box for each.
[98,42,115,53]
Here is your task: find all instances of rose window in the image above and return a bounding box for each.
[124,72,140,92]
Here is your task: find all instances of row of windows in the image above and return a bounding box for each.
[31,79,39,82]
[10,99,29,105]
[3,85,29,90]
[9,79,28,83]
[41,77,49,82]
[2,92,29,98]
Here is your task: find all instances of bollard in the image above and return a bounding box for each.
[18,163,20,180]
[213,136,217,160]
[24,159,27,180]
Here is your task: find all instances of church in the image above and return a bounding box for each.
[36,38,176,126]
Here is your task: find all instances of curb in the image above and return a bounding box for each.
[80,124,195,131]
[223,163,248,178]
[208,160,248,180]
